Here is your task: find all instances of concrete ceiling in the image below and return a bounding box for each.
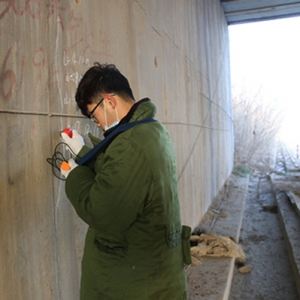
[220,0,300,25]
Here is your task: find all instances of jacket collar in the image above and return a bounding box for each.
[103,98,156,137]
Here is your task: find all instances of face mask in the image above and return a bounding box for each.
[105,120,120,131]
[104,101,120,131]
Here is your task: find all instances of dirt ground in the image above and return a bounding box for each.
[229,174,299,300]
[187,143,300,299]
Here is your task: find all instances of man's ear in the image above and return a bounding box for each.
[105,94,117,109]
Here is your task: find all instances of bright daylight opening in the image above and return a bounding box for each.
[229,17,300,160]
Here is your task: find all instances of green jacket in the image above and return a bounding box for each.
[66,99,191,300]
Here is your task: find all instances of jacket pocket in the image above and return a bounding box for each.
[94,238,128,258]
[181,225,192,265]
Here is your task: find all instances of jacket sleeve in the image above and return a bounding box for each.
[77,145,91,158]
[65,136,152,235]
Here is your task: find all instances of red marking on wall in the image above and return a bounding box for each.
[10,0,29,16]
[0,1,10,20]
[0,0,30,20]
[0,45,15,101]
[65,9,82,31]
[0,70,15,101]
[0,5,114,103]
[32,47,45,68]
[46,0,67,30]
[27,0,42,19]
[0,0,61,22]
[20,56,25,89]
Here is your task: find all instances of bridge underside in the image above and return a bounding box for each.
[221,0,300,25]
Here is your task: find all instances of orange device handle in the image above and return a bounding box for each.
[61,161,71,171]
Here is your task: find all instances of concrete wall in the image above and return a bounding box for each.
[0,0,233,299]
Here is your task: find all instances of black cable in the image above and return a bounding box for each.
[46,142,78,181]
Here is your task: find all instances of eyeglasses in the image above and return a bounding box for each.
[87,97,104,123]
[87,93,116,123]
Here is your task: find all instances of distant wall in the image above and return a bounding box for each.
[0,0,233,299]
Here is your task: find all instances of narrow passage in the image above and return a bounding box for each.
[229,176,298,299]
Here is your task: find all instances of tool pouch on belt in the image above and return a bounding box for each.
[181,225,192,265]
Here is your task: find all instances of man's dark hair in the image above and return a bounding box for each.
[75,63,135,117]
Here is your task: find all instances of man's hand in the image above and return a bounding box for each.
[60,158,78,178]
[61,129,85,156]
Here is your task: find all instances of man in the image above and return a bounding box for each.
[60,63,191,299]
